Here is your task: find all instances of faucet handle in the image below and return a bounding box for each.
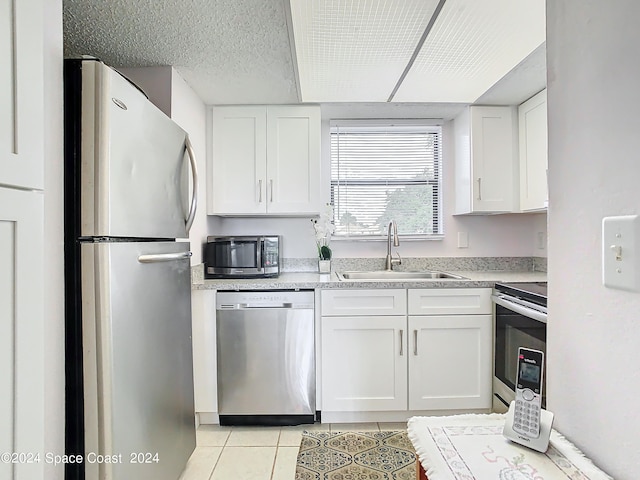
[392,252,402,266]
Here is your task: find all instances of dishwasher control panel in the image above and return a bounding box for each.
[216,290,315,309]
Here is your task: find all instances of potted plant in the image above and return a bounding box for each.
[311,204,335,273]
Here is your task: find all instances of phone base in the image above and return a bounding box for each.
[503,401,554,453]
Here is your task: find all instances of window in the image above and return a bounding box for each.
[330,120,442,238]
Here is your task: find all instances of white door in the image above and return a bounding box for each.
[322,316,407,411]
[0,187,44,479]
[266,105,321,214]
[209,106,267,214]
[408,315,492,410]
[0,0,44,190]
[0,0,46,478]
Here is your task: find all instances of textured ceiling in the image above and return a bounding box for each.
[63,0,299,104]
[63,0,546,106]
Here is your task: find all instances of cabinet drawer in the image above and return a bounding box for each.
[408,288,491,315]
[321,289,406,316]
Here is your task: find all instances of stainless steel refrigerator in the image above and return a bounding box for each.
[64,58,197,480]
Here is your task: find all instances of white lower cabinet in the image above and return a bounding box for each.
[408,314,492,410]
[321,288,492,415]
[321,316,407,411]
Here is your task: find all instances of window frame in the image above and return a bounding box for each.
[329,119,444,240]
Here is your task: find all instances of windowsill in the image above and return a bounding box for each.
[331,235,445,242]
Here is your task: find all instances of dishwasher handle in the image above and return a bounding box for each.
[217,302,314,310]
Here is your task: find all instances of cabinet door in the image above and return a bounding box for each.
[408,315,492,410]
[322,316,407,411]
[209,106,267,214]
[519,89,548,211]
[0,187,44,479]
[266,105,321,214]
[470,106,516,212]
[0,0,44,190]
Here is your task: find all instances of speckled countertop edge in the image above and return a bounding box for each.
[192,270,547,291]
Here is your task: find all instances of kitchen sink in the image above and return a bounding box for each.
[336,270,468,281]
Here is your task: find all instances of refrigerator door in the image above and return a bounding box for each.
[79,60,194,239]
[81,241,195,480]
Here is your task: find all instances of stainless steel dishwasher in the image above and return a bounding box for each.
[216,290,315,426]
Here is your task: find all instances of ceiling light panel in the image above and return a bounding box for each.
[290,0,442,102]
[393,0,546,103]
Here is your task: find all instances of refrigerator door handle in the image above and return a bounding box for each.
[184,136,198,234]
[138,251,193,263]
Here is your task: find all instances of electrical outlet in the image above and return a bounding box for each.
[457,232,469,248]
[602,215,640,292]
[537,232,546,250]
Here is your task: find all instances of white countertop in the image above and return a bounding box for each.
[192,270,547,291]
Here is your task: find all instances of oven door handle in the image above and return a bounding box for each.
[492,294,547,324]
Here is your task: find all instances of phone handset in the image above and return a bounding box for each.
[512,347,544,438]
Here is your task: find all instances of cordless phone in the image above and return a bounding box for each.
[512,347,544,438]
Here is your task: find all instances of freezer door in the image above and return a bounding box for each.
[79,61,194,239]
[81,241,195,480]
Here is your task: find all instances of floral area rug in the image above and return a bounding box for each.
[295,430,417,480]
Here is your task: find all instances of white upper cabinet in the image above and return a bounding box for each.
[208,105,321,216]
[454,106,517,214]
[519,89,548,211]
[0,0,44,190]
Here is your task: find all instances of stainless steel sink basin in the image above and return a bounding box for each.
[336,270,467,281]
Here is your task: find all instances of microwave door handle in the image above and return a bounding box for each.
[256,240,263,271]
[492,294,547,324]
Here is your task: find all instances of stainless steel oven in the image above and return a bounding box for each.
[492,282,547,412]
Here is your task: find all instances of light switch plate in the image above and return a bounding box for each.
[602,215,640,292]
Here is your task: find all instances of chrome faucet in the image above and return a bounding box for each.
[385,220,401,271]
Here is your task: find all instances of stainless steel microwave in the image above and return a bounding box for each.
[204,236,280,278]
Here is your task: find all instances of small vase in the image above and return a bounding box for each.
[318,259,331,274]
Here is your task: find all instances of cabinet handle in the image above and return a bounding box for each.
[258,179,263,203]
[413,330,418,356]
[477,177,482,200]
[399,330,404,356]
[270,179,274,202]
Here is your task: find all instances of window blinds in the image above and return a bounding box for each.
[330,122,442,237]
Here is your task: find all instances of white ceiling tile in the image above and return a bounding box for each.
[290,0,442,102]
[393,0,546,102]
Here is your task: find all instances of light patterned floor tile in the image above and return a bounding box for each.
[210,446,276,480]
[279,423,328,446]
[178,446,222,480]
[379,421,408,431]
[330,422,380,432]
[225,426,281,447]
[197,424,232,447]
[271,447,299,480]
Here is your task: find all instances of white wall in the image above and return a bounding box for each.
[547,2,640,478]
[119,66,173,117]
[207,103,547,259]
[44,0,65,477]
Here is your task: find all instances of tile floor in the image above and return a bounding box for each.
[179,422,408,480]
